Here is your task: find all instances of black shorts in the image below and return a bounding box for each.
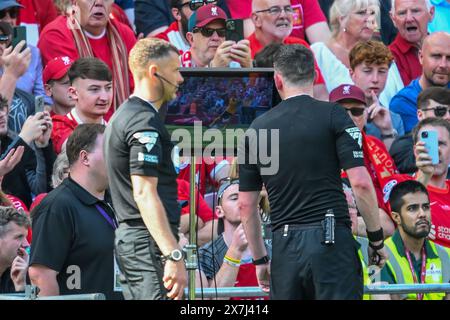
[270,224,363,300]
[114,221,179,300]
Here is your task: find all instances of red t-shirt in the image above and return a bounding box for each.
[177,179,216,222]
[232,263,268,300]
[38,16,137,120]
[18,0,58,32]
[155,21,190,56]
[247,32,325,85]
[51,112,79,154]
[226,0,327,41]
[427,181,450,248]
[177,157,231,196]
[389,34,422,86]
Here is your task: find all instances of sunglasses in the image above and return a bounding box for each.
[193,26,226,37]
[0,8,18,19]
[180,0,217,11]
[345,107,366,116]
[422,106,450,117]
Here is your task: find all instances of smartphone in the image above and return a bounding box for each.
[420,130,439,165]
[35,95,45,114]
[225,19,244,43]
[11,26,27,52]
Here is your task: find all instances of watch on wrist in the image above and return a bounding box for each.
[381,129,398,140]
[252,255,270,265]
[163,249,184,262]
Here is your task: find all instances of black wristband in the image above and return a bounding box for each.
[366,228,384,242]
[252,255,270,265]
[369,241,384,251]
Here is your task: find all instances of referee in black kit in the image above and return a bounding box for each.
[104,38,186,300]
[238,45,388,300]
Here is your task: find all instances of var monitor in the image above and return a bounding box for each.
[161,68,277,154]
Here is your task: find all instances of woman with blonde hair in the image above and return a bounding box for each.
[311,0,403,106]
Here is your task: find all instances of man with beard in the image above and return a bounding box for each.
[378,180,450,300]
[390,32,450,133]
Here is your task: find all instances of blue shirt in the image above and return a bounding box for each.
[429,0,450,33]
[365,110,405,139]
[390,79,450,133]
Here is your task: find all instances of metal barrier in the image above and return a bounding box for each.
[0,285,105,300]
[185,284,450,299]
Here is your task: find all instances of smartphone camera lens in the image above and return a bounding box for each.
[227,20,235,30]
[422,131,428,138]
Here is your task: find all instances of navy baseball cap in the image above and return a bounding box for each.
[0,0,23,11]
[217,178,239,203]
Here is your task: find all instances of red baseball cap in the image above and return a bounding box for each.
[43,56,74,84]
[329,84,367,105]
[188,4,227,32]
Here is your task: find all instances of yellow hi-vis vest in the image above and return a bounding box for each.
[356,236,373,300]
[384,237,450,300]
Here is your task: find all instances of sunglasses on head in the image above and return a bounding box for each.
[422,106,450,117]
[180,0,217,11]
[345,107,366,116]
[0,8,18,19]
[193,26,226,37]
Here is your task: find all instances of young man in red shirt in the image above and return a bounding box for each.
[51,57,112,154]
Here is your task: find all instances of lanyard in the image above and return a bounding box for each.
[404,245,427,300]
[95,204,118,230]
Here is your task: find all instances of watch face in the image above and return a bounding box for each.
[171,249,183,261]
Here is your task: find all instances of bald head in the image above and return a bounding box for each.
[251,0,293,44]
[419,32,450,87]
[252,0,268,12]
[422,32,450,51]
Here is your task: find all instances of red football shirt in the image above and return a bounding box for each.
[427,181,450,248]
[389,34,422,86]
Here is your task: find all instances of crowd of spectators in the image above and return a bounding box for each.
[0,0,449,300]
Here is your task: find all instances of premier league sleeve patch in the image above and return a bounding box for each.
[129,131,162,176]
[133,131,159,152]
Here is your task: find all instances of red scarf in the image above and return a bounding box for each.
[362,132,398,190]
[68,12,130,113]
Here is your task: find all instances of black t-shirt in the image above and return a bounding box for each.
[390,133,416,174]
[0,268,16,294]
[239,95,364,230]
[30,178,122,300]
[104,96,180,225]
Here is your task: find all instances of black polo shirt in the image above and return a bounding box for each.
[30,177,122,300]
[104,96,180,225]
[239,95,364,230]
[0,268,16,294]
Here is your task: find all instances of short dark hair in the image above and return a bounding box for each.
[253,43,284,68]
[129,38,180,80]
[0,206,30,238]
[171,0,182,7]
[273,44,315,86]
[68,57,112,84]
[417,87,450,110]
[412,117,450,144]
[66,124,105,166]
[389,180,428,214]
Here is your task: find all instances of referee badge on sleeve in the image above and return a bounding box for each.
[133,131,158,152]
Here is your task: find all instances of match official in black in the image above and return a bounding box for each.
[238,44,388,300]
[104,38,186,300]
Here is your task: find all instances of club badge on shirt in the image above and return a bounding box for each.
[133,131,158,152]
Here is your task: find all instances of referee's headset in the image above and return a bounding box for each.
[155,72,180,89]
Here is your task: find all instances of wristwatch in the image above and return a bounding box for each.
[163,249,184,262]
[380,129,398,140]
[252,255,270,265]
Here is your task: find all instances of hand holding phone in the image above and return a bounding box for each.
[420,130,439,165]
[225,19,244,43]
[11,26,27,53]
